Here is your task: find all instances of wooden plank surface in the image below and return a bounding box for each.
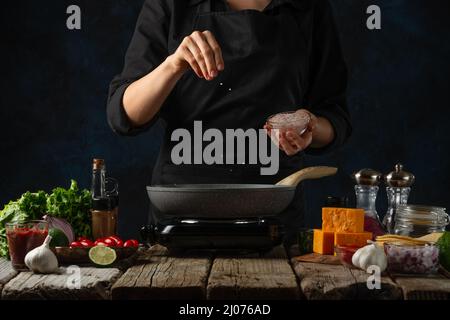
[2,267,121,300]
[0,258,18,296]
[2,246,450,300]
[294,253,341,265]
[207,246,300,300]
[393,274,450,300]
[112,245,212,300]
[293,260,402,300]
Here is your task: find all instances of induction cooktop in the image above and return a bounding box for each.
[140,217,284,253]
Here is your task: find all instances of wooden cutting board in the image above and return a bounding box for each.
[294,253,341,265]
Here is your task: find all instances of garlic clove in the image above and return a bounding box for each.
[352,247,364,268]
[359,251,373,271]
[24,235,59,274]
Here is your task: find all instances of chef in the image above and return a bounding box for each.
[107,0,352,244]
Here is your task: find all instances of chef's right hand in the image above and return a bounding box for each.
[167,30,224,80]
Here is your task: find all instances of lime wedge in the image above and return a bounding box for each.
[89,246,117,266]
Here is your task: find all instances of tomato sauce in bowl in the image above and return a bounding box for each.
[6,220,48,270]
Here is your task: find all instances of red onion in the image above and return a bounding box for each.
[42,215,75,243]
[364,216,386,239]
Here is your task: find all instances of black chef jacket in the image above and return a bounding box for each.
[107,0,352,243]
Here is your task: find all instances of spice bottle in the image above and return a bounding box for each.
[383,164,415,233]
[91,158,106,198]
[91,198,117,240]
[352,168,385,237]
[90,159,119,239]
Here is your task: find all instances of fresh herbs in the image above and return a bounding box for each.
[0,180,92,258]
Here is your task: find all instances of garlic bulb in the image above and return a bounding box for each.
[24,235,59,274]
[352,243,387,273]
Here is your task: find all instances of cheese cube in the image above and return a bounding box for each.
[313,229,335,255]
[335,232,373,248]
[322,207,365,233]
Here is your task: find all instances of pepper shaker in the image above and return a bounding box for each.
[383,164,415,234]
[352,168,385,237]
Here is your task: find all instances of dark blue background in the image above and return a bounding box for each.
[1,0,449,239]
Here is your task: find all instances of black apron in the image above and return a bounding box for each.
[151,0,309,243]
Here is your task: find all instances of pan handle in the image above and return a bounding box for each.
[275,166,338,187]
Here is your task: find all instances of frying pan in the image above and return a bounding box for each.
[146,166,337,218]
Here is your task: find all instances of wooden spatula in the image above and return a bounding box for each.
[276,166,338,187]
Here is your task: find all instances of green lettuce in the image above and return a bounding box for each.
[0,180,92,258]
[0,192,47,258]
[46,180,92,238]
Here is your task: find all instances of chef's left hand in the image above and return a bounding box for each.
[264,109,318,156]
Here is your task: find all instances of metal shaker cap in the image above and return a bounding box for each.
[384,163,415,187]
[352,168,382,186]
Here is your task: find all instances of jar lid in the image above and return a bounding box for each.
[396,205,449,226]
[384,163,415,187]
[352,168,382,186]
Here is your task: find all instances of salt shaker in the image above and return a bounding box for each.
[352,168,385,237]
[383,164,415,233]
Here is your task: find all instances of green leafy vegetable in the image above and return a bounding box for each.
[437,231,450,272]
[0,192,48,258]
[0,201,22,257]
[0,180,92,258]
[46,180,92,238]
[18,191,47,220]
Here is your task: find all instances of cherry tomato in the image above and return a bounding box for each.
[109,235,122,243]
[77,236,91,242]
[108,236,123,247]
[123,239,139,248]
[94,240,107,246]
[114,239,124,247]
[70,241,82,248]
[80,240,94,247]
[101,238,115,247]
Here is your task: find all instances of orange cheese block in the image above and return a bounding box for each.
[313,229,335,255]
[335,232,373,248]
[322,207,365,233]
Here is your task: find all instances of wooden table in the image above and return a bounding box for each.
[1,245,449,300]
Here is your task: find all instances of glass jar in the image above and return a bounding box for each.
[6,220,49,271]
[394,205,449,237]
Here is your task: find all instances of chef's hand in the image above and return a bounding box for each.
[264,110,318,156]
[167,30,224,80]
